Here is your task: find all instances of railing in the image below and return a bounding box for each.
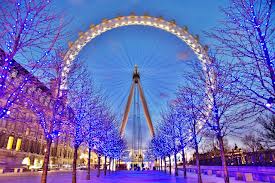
[184,165,275,182]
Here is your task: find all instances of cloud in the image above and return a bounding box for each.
[177,50,190,61]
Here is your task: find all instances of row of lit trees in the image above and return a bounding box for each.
[20,53,127,183]
[149,1,274,183]
[0,1,127,183]
[0,1,68,182]
[67,61,127,183]
[0,1,70,182]
[149,54,272,183]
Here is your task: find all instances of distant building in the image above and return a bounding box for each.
[190,145,275,166]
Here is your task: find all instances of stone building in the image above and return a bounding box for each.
[0,49,74,172]
[190,145,275,166]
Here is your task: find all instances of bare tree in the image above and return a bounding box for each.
[85,98,104,180]
[200,132,231,155]
[0,0,66,118]
[258,114,275,148]
[95,110,127,175]
[174,106,191,178]
[100,113,118,175]
[159,111,180,176]
[89,104,114,178]
[180,55,255,183]
[67,61,96,183]
[150,131,173,174]
[37,51,70,183]
[80,93,105,180]
[161,105,189,178]
[242,134,263,152]
[104,129,127,174]
[207,0,275,113]
[18,50,71,183]
[175,87,204,183]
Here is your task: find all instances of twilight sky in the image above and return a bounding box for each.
[52,0,228,147]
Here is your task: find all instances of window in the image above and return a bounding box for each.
[25,128,30,136]
[0,133,6,148]
[15,138,22,151]
[22,157,30,166]
[0,119,6,128]
[6,136,14,150]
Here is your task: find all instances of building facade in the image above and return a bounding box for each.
[190,145,275,166]
[0,49,74,172]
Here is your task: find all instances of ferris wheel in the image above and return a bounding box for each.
[61,14,212,163]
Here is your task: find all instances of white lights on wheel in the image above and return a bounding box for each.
[62,15,210,91]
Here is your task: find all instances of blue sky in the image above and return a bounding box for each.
[53,0,228,147]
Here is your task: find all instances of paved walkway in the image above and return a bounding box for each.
[0,170,253,183]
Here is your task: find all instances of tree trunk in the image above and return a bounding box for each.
[119,159,122,170]
[182,148,187,178]
[157,159,160,170]
[41,139,52,183]
[159,158,161,171]
[164,157,167,173]
[160,158,162,171]
[104,156,107,176]
[217,135,230,183]
[195,138,202,183]
[86,147,91,180]
[169,155,172,175]
[111,159,114,172]
[72,145,79,183]
[97,155,101,177]
[112,159,115,171]
[174,152,178,176]
[109,157,112,174]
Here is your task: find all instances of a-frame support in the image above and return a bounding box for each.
[120,65,155,137]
